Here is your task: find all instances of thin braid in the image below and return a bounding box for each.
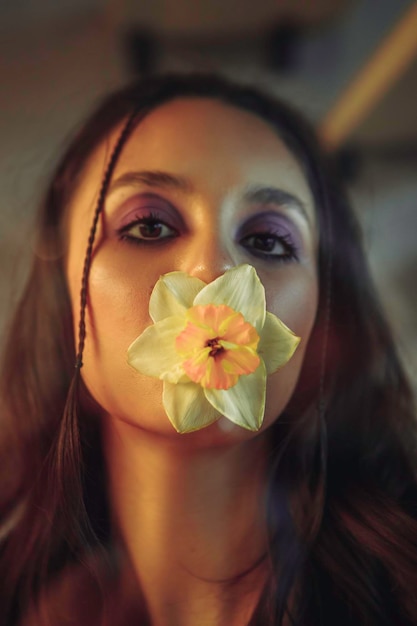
[50,107,143,554]
[75,109,140,369]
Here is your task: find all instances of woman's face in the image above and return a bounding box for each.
[65,98,319,445]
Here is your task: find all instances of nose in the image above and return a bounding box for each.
[180,228,235,284]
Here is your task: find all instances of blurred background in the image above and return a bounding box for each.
[0,0,416,386]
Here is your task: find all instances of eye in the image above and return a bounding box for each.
[117,212,179,244]
[239,231,298,262]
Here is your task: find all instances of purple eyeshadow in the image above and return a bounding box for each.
[112,193,184,231]
[237,211,303,255]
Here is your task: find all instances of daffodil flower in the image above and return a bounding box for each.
[127,264,300,434]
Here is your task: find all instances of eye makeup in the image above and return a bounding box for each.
[110,192,185,233]
[236,211,303,262]
[107,188,307,261]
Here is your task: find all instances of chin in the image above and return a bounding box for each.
[81,363,298,450]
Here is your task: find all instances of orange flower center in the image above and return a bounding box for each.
[175,304,260,390]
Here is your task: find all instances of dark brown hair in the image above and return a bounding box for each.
[1,73,416,625]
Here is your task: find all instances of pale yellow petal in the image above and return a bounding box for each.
[204,361,266,431]
[127,316,188,383]
[163,382,221,433]
[193,265,266,332]
[258,312,300,375]
[149,272,206,322]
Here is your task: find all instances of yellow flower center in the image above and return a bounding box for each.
[175,304,260,390]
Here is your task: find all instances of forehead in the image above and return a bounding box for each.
[68,97,316,227]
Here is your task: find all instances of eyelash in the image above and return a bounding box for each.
[117,212,179,244]
[117,211,299,263]
[239,231,298,263]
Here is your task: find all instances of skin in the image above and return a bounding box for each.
[65,98,319,625]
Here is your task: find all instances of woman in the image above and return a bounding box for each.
[1,73,416,626]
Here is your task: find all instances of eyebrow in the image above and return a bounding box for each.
[108,170,194,196]
[242,185,312,227]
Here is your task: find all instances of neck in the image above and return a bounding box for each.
[103,418,270,626]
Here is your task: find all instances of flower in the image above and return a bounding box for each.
[127,264,300,434]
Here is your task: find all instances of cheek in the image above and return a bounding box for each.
[66,246,169,425]
[262,269,318,427]
[86,260,152,347]
[265,268,317,334]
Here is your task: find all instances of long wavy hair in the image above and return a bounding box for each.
[1,73,416,626]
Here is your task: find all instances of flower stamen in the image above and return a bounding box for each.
[206,337,224,358]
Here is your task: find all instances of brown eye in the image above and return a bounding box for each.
[138,222,164,239]
[240,232,297,262]
[248,234,284,253]
[118,216,178,244]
